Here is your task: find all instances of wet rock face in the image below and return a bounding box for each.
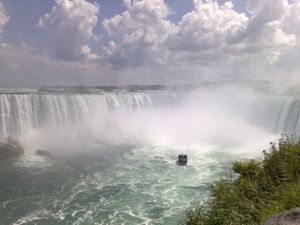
[264,208,300,225]
[35,149,51,157]
[0,138,24,159]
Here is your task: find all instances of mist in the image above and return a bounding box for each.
[2,0,300,224]
[2,83,299,224]
[11,84,283,160]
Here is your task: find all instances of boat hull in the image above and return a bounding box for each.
[176,160,187,166]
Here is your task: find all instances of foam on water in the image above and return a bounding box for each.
[1,144,246,225]
[0,87,299,224]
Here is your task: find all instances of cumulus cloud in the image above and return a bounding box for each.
[237,0,292,43]
[167,0,248,52]
[0,42,117,86]
[247,0,287,24]
[164,0,296,73]
[276,0,300,71]
[283,0,300,35]
[2,0,300,85]
[38,0,99,61]
[0,1,9,36]
[102,0,176,66]
[101,0,297,72]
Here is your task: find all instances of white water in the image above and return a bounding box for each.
[0,88,299,146]
[0,89,300,137]
[0,93,155,137]
[1,87,300,225]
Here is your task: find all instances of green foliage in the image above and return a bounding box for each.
[181,134,300,225]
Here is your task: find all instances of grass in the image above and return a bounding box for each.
[180,134,300,225]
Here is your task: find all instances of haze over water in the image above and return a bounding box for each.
[1,0,300,223]
[1,84,300,224]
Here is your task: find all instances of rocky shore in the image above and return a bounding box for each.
[0,138,24,159]
[264,208,300,225]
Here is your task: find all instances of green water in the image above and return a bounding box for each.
[0,145,235,225]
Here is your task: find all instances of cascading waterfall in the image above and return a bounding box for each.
[247,95,300,135]
[1,90,300,139]
[1,88,300,225]
[0,93,168,138]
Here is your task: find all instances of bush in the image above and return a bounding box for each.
[180,135,300,225]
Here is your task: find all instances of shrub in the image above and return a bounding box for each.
[181,135,300,225]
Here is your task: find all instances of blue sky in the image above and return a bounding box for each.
[0,0,299,86]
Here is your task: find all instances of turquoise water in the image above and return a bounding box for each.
[0,88,286,224]
[0,145,234,225]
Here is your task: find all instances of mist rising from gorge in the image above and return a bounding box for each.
[0,81,297,159]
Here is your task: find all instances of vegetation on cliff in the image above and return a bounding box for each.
[181,135,300,225]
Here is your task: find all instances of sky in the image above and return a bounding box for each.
[0,0,299,87]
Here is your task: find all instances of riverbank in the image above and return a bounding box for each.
[181,135,300,225]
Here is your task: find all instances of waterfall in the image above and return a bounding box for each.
[0,92,177,138]
[1,90,300,139]
[246,95,300,135]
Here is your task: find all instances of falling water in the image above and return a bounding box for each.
[1,87,300,225]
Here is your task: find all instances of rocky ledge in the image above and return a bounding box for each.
[264,208,300,225]
[0,137,24,159]
[35,149,51,157]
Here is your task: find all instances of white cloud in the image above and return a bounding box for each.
[165,0,296,72]
[276,1,300,71]
[34,0,300,78]
[2,0,300,85]
[0,42,116,86]
[102,0,176,66]
[247,0,287,23]
[167,0,248,52]
[237,0,289,41]
[283,1,300,36]
[238,0,296,64]
[38,0,99,61]
[0,1,9,36]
